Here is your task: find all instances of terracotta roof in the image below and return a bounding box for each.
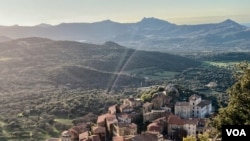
[97,113,110,124]
[109,104,117,111]
[189,94,201,100]
[168,115,184,125]
[79,131,89,140]
[113,136,125,141]
[106,114,117,121]
[197,100,211,108]
[183,118,199,125]
[147,122,161,132]
[69,125,87,135]
[175,101,189,106]
[92,126,106,134]
[152,117,166,123]
[143,102,153,107]
[91,135,101,141]
[133,132,158,141]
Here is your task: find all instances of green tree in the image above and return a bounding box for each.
[213,61,250,131]
[198,133,210,141]
[183,135,196,141]
[183,133,209,141]
[140,93,151,102]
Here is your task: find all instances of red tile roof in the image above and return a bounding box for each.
[133,132,158,141]
[183,118,199,125]
[147,122,161,133]
[97,113,110,124]
[79,131,89,141]
[113,136,125,141]
[92,126,106,134]
[168,115,184,125]
[91,135,101,141]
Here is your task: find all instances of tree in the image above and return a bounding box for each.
[183,135,196,141]
[213,61,250,131]
[198,133,210,141]
[183,133,209,141]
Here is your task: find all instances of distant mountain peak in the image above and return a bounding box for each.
[96,19,118,24]
[220,19,242,26]
[137,17,175,28]
[139,17,171,24]
[36,23,52,27]
[103,41,121,47]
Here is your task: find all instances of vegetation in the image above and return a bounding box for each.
[0,37,249,140]
[213,61,250,132]
[183,133,209,141]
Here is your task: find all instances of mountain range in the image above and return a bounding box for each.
[0,17,249,54]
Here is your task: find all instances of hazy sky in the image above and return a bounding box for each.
[0,0,249,26]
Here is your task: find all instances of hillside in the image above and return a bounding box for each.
[0,37,202,140]
[0,37,200,92]
[0,18,249,53]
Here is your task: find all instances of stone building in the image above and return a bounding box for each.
[175,94,212,118]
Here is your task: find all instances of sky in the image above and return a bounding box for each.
[0,0,250,26]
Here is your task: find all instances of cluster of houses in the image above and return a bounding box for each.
[46,86,212,141]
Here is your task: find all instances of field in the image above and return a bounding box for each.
[125,67,179,81]
[203,61,240,68]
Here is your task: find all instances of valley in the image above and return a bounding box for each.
[0,37,247,140]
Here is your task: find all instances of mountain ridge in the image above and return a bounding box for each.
[0,17,249,53]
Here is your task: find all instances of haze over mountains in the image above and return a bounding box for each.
[0,17,249,53]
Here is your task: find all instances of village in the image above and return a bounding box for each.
[46,85,213,141]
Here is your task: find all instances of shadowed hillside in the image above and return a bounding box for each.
[0,37,200,91]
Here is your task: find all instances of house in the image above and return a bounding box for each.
[119,104,133,113]
[97,113,110,127]
[68,124,89,141]
[143,110,167,123]
[132,132,163,141]
[151,92,168,109]
[105,114,118,138]
[113,122,137,136]
[79,131,90,141]
[79,131,101,141]
[109,104,117,115]
[112,136,125,141]
[61,130,71,141]
[174,102,190,118]
[123,97,142,107]
[143,102,153,114]
[92,125,106,141]
[182,119,199,136]
[147,122,163,134]
[196,118,207,134]
[175,94,212,118]
[117,113,132,123]
[167,115,184,136]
